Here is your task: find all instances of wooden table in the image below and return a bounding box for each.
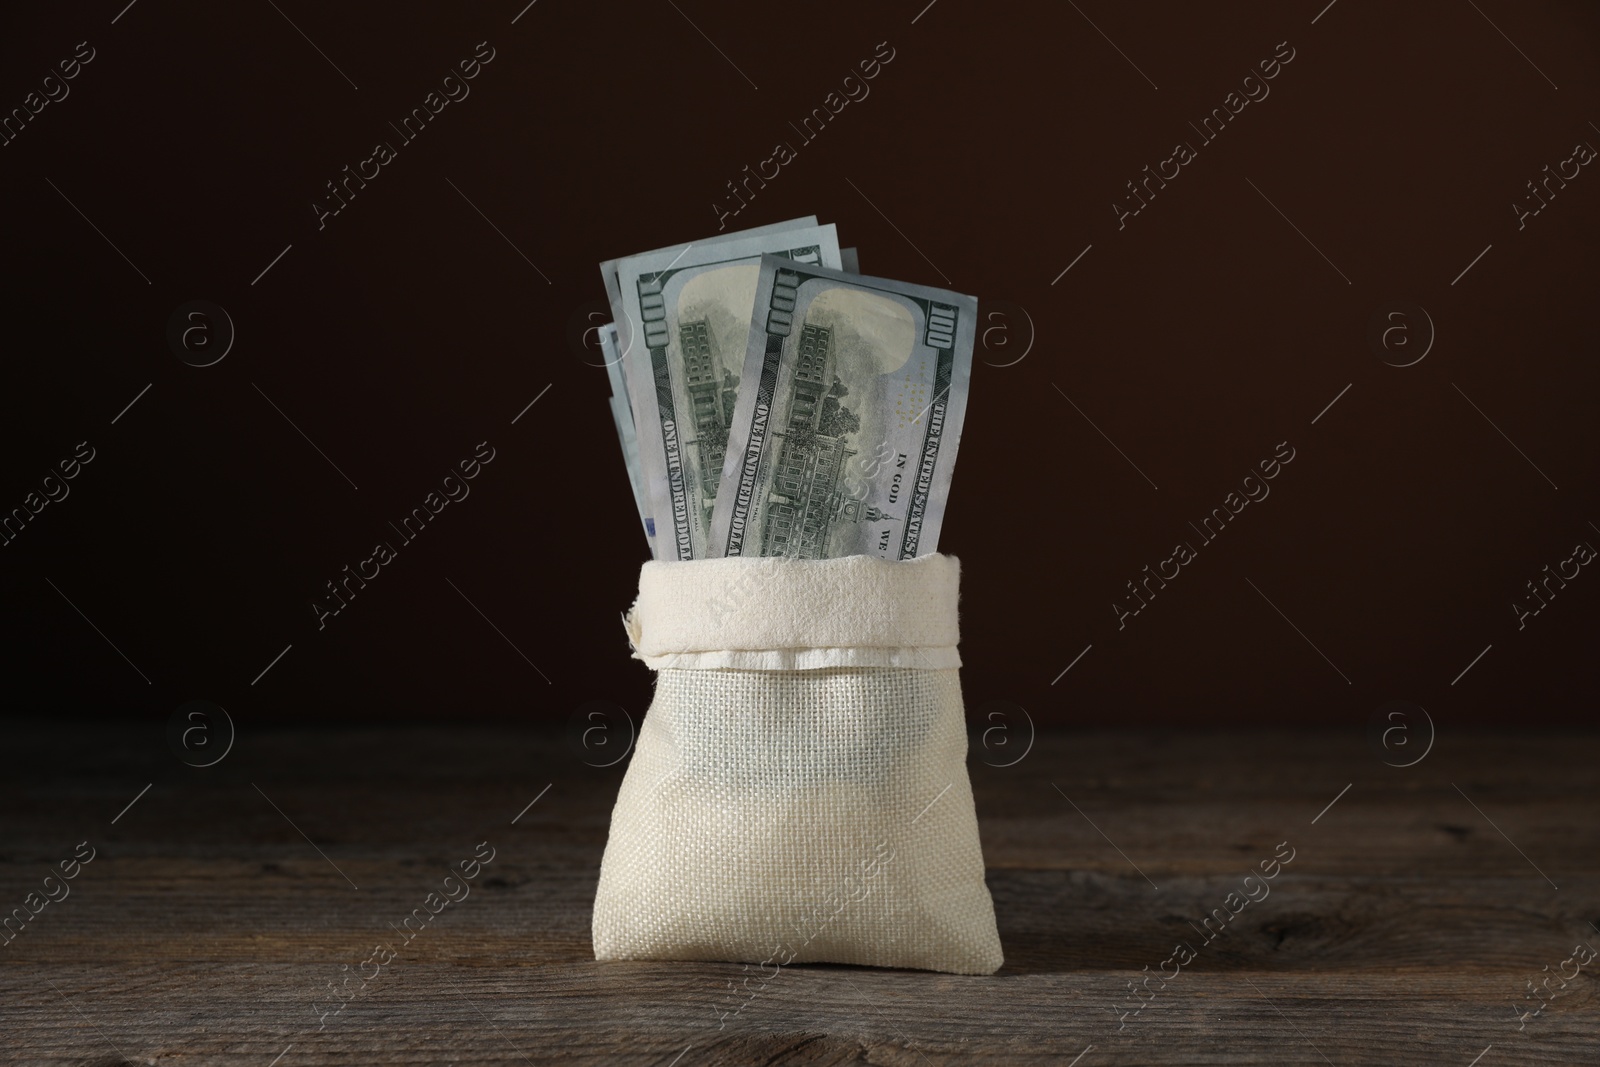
[3,725,1595,1064]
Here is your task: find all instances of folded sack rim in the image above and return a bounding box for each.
[625,553,961,671]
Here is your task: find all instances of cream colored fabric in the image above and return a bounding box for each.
[624,552,961,670]
[593,553,1003,976]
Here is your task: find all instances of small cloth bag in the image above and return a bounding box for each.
[591,552,1003,975]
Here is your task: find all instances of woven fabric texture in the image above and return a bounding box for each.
[592,554,1003,976]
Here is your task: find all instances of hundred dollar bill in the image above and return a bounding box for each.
[708,255,974,561]
[598,220,835,558]
[619,225,842,561]
[598,217,819,365]
[599,322,654,548]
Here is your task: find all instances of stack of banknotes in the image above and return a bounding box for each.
[598,216,975,562]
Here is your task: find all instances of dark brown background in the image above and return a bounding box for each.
[1,0,1595,729]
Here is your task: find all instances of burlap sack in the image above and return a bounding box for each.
[591,553,1002,975]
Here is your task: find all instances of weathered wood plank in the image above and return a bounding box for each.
[1,728,1595,1064]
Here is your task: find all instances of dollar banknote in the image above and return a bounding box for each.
[707,255,974,561]
[599,323,653,545]
[598,218,821,558]
[618,225,842,561]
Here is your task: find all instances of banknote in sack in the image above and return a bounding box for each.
[708,255,975,561]
[617,225,842,561]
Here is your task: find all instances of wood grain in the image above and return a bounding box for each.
[1,727,1595,1064]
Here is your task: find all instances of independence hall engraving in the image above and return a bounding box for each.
[679,319,737,507]
[761,323,885,558]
